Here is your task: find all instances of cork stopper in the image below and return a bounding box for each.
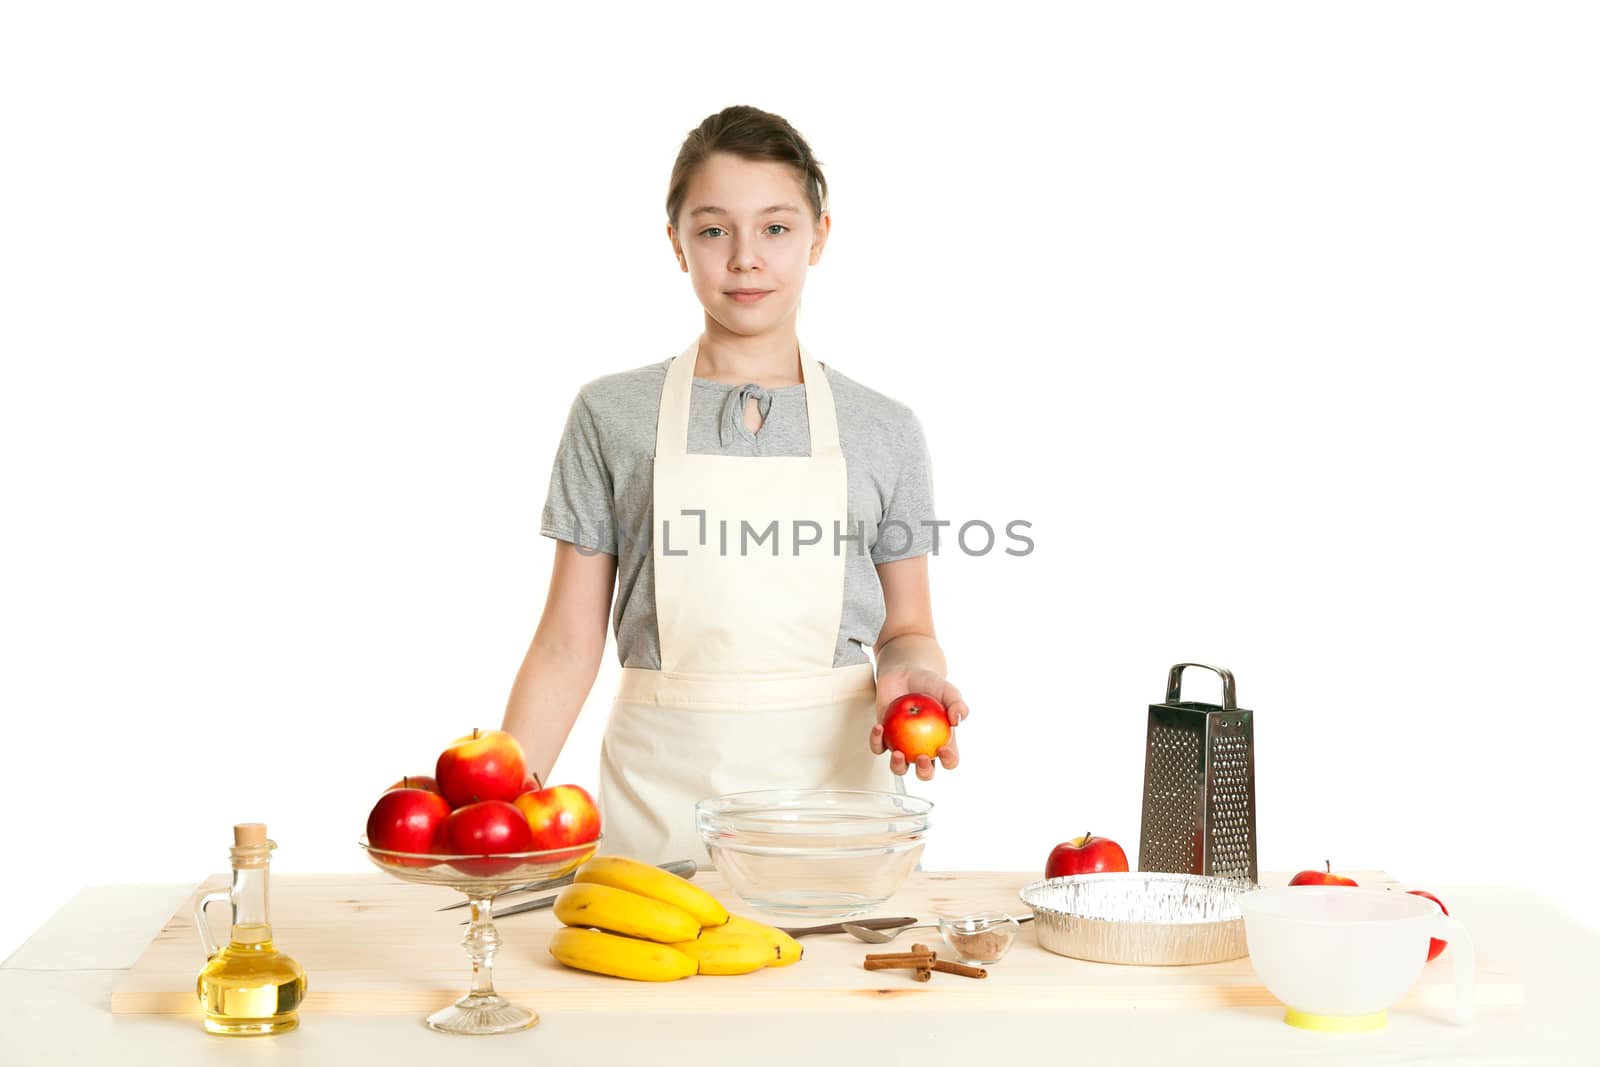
[229,823,274,869]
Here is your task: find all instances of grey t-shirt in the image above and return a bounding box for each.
[540,356,938,669]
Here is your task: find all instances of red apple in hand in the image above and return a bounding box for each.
[880,693,952,762]
[441,800,536,875]
[1407,889,1450,961]
[366,788,451,866]
[1289,861,1359,887]
[436,728,527,807]
[513,783,601,850]
[1045,833,1130,878]
[385,775,441,795]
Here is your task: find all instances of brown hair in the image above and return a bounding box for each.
[665,105,828,229]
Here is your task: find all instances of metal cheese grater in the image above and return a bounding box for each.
[1137,663,1258,885]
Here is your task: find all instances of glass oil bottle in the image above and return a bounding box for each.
[193,822,307,1035]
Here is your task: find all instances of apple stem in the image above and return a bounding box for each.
[472,727,480,740]
[1325,860,1331,875]
[402,776,411,789]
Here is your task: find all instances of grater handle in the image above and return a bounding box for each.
[1165,663,1237,710]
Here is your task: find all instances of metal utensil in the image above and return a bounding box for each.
[776,916,919,938]
[1137,663,1259,884]
[843,914,1035,943]
[459,858,699,922]
[841,921,938,944]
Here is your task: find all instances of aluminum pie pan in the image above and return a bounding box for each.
[1018,872,1253,966]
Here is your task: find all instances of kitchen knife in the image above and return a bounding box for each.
[776,916,920,937]
[435,857,697,915]
[466,858,701,921]
[776,914,1035,937]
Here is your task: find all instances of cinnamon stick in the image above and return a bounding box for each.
[863,951,936,963]
[932,959,987,979]
[861,944,985,979]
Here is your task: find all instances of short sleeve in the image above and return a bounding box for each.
[540,391,618,556]
[871,408,937,565]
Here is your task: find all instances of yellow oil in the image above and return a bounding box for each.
[195,923,307,1036]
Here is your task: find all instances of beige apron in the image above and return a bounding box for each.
[597,335,901,867]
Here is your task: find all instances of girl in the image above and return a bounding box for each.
[501,105,968,866]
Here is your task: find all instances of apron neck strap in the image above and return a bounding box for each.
[656,337,842,459]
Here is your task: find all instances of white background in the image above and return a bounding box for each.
[2,2,1596,963]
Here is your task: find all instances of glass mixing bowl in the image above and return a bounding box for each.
[696,789,932,920]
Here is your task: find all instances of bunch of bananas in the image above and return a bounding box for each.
[547,855,803,981]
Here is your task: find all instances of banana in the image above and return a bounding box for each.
[574,855,730,928]
[669,928,777,975]
[548,926,697,982]
[553,883,701,943]
[722,914,803,966]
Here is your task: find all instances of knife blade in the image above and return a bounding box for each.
[437,858,699,912]
[467,858,701,922]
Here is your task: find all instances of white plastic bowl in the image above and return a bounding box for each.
[1240,885,1474,1031]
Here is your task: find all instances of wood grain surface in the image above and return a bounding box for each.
[111,869,1523,1015]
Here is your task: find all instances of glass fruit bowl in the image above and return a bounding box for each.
[358,835,599,1035]
[695,789,931,920]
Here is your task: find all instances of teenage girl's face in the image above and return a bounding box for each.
[668,152,830,338]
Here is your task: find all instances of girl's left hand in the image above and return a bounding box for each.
[870,666,968,781]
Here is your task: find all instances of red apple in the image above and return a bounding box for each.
[513,784,601,850]
[385,775,441,795]
[441,800,536,875]
[880,693,952,762]
[435,728,527,808]
[1045,833,1130,878]
[366,788,451,866]
[1288,861,1359,887]
[1407,889,1450,961]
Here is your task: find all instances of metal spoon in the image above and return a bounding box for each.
[842,914,1036,944]
[840,921,940,944]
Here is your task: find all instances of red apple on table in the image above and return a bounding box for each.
[1045,833,1130,878]
[385,775,441,796]
[1407,889,1450,961]
[435,728,528,807]
[880,693,952,762]
[513,783,601,850]
[366,788,451,866]
[1288,861,1359,887]
[440,800,536,876]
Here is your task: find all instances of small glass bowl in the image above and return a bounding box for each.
[937,910,1021,965]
